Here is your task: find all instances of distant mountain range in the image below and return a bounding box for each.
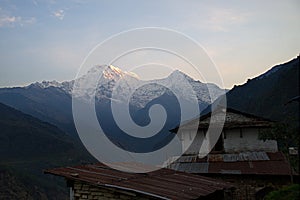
[0,66,225,139]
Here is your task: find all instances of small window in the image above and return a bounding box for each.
[240,129,243,138]
[204,129,207,137]
[212,136,224,152]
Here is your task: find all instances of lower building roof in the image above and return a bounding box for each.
[45,162,234,200]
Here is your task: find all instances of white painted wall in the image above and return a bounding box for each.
[223,128,278,153]
[179,127,278,155]
[178,130,205,155]
[70,187,74,200]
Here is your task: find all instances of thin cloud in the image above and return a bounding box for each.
[19,17,36,26]
[0,16,36,28]
[0,15,18,26]
[53,9,65,20]
[0,15,36,27]
[0,7,36,28]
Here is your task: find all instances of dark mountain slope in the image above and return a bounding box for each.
[226,56,299,124]
[0,102,94,200]
[0,86,76,137]
[0,102,73,160]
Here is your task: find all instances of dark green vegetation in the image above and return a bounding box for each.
[0,103,95,199]
[265,184,300,200]
[259,122,299,174]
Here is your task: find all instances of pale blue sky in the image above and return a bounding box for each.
[0,0,299,88]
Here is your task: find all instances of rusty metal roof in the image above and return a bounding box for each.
[208,159,292,175]
[45,162,233,200]
[168,152,294,176]
[216,151,270,162]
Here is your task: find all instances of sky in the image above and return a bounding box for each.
[0,0,299,89]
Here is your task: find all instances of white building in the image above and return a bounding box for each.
[174,107,278,156]
[167,108,292,200]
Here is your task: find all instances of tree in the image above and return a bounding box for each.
[265,184,300,200]
[259,121,299,183]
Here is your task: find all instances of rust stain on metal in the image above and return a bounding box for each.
[208,154,223,162]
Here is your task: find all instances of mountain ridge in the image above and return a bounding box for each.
[0,65,225,138]
[203,55,299,126]
[26,65,224,107]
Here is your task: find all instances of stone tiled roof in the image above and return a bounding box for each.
[171,108,274,131]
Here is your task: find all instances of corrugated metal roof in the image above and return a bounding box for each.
[208,160,292,175]
[222,152,270,162]
[169,163,209,174]
[45,162,233,200]
[176,155,198,162]
[168,152,294,176]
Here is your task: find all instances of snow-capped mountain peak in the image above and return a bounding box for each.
[28,65,225,109]
[167,69,196,83]
[102,65,126,79]
[88,65,139,80]
[28,80,74,95]
[32,80,62,88]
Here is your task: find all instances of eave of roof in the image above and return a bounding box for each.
[197,121,273,130]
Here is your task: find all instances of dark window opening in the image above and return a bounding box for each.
[212,136,224,153]
[239,128,243,138]
[203,129,208,137]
